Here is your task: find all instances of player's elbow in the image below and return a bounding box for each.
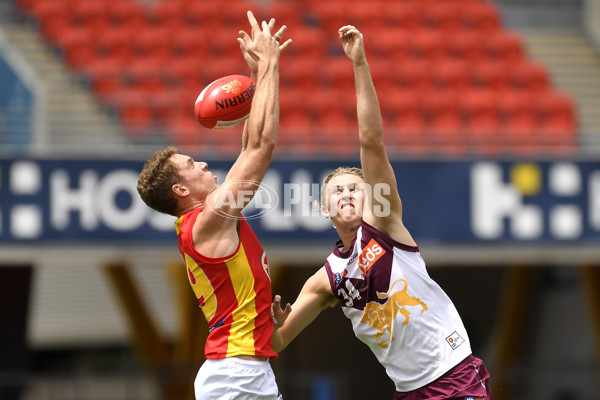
[359,135,384,149]
[248,128,277,151]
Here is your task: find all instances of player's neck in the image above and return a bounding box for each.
[178,200,204,215]
[337,225,359,252]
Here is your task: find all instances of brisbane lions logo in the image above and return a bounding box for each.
[360,279,428,348]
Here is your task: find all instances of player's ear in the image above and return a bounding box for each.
[313,200,329,218]
[172,183,189,198]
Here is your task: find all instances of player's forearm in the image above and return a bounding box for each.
[245,60,279,150]
[271,327,288,353]
[354,61,383,146]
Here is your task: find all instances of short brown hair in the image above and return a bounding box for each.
[137,146,182,216]
[319,166,364,209]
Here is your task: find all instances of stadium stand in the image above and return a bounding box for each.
[12,0,579,157]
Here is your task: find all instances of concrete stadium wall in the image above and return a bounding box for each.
[584,0,600,48]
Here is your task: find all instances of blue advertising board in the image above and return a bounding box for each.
[0,158,599,244]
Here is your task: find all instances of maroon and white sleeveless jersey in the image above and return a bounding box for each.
[324,220,472,392]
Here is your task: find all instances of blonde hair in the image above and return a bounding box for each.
[315,166,364,212]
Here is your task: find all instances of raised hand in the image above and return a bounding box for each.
[339,25,366,65]
[238,11,291,76]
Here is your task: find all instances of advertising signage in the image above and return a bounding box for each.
[0,158,599,244]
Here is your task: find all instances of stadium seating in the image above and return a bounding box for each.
[17,0,578,156]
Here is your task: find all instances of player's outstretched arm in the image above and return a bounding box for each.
[239,17,291,151]
[271,267,337,352]
[339,26,415,246]
[202,12,286,225]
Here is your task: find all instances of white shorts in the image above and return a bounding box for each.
[194,357,281,400]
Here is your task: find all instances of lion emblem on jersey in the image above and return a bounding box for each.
[360,279,428,348]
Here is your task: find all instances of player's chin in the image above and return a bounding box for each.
[332,213,362,227]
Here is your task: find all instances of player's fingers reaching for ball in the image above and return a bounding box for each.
[246,10,259,37]
[238,30,251,46]
[273,25,286,41]
[278,38,292,52]
[273,25,291,51]
[267,17,276,33]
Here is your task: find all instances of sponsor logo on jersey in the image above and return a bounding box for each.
[446,331,465,350]
[261,251,271,280]
[357,238,386,277]
[335,270,347,286]
[359,279,428,348]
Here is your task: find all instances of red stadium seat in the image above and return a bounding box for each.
[118,90,155,136]
[107,0,147,30]
[185,1,222,29]
[263,1,306,31]
[423,91,465,154]
[87,63,125,104]
[410,30,448,61]
[346,2,385,32]
[280,58,321,90]
[133,27,173,67]
[169,57,203,89]
[280,89,313,129]
[423,3,463,33]
[510,61,551,94]
[537,91,577,148]
[94,25,135,69]
[311,2,348,31]
[472,62,511,93]
[370,59,401,88]
[461,2,502,33]
[447,31,487,63]
[382,91,426,130]
[309,88,355,126]
[34,0,71,44]
[383,3,424,31]
[220,1,258,28]
[460,90,499,131]
[70,0,109,31]
[208,30,246,57]
[171,27,212,60]
[459,89,500,154]
[284,28,327,59]
[432,61,472,91]
[150,0,186,30]
[486,31,525,63]
[57,25,98,71]
[381,91,429,156]
[497,92,539,154]
[321,58,355,90]
[125,64,168,96]
[396,61,434,93]
[367,29,412,61]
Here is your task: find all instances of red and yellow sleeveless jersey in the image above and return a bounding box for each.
[175,208,276,359]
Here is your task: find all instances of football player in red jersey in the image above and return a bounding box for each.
[138,11,290,400]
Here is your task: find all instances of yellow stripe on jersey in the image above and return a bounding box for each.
[174,216,183,235]
[184,253,217,322]
[224,242,258,357]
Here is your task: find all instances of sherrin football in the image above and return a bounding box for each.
[194,75,256,129]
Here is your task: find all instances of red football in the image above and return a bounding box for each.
[194,75,256,129]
